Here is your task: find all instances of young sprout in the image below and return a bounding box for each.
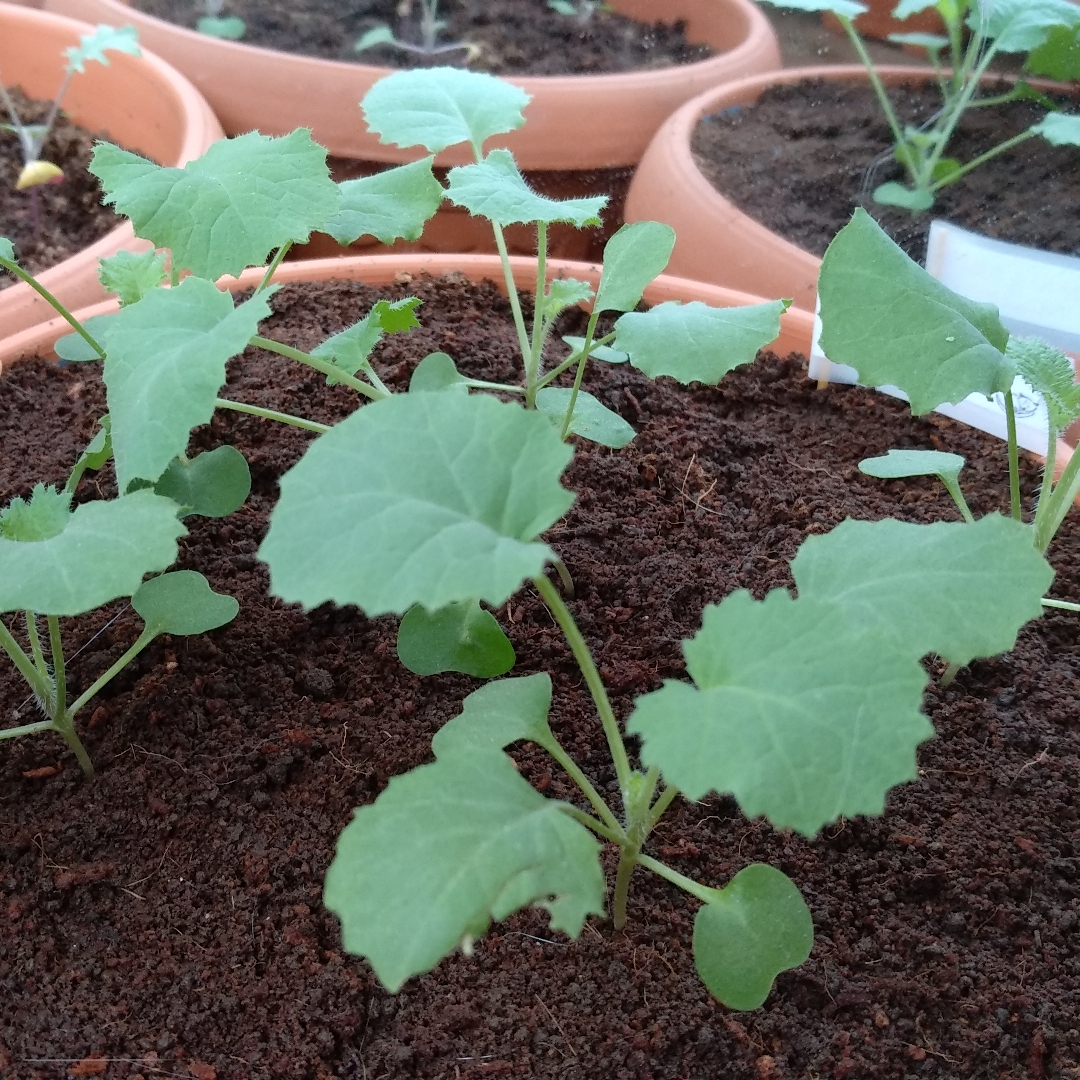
[197,0,246,41]
[355,0,478,62]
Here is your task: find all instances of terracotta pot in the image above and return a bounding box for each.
[822,0,944,41]
[42,0,780,170]
[0,253,816,367]
[0,4,223,339]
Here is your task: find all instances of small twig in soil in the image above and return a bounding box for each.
[534,993,576,1057]
[1011,746,1050,783]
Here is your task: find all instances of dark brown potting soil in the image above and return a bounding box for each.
[693,80,1080,263]
[131,0,712,74]
[2,276,1079,1079]
[0,87,121,287]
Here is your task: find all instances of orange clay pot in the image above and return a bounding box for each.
[0,253,815,368]
[42,0,780,170]
[0,3,223,339]
[822,0,944,41]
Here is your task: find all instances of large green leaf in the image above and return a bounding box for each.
[153,445,251,518]
[104,277,272,491]
[792,515,1053,666]
[432,673,555,758]
[535,387,636,448]
[1030,112,1080,147]
[362,67,530,157]
[970,0,1080,52]
[593,222,675,314]
[693,865,814,1011]
[132,570,238,635]
[614,300,788,385]
[91,131,340,280]
[323,749,604,992]
[446,151,606,227]
[97,249,168,307]
[0,491,185,616]
[818,209,1014,415]
[259,393,575,616]
[324,158,445,246]
[64,24,140,74]
[397,599,515,678]
[627,589,931,837]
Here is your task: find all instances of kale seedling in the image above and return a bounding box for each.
[197,0,245,41]
[0,25,141,234]
[355,0,478,63]
[759,0,1080,210]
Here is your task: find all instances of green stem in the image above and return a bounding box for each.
[940,476,975,524]
[525,222,549,405]
[0,618,50,702]
[359,362,393,399]
[612,846,637,930]
[636,853,719,906]
[65,627,156,720]
[0,256,106,359]
[1033,438,1080,553]
[461,378,526,394]
[560,310,601,441]
[557,801,624,845]
[1004,390,1022,521]
[928,130,1036,193]
[47,616,65,719]
[1042,598,1080,613]
[940,660,962,687]
[1031,423,1059,538]
[535,332,618,390]
[257,241,292,292]
[0,719,55,740]
[214,398,330,434]
[552,556,575,598]
[489,223,532,369]
[249,336,383,400]
[533,573,633,805]
[542,737,623,836]
[25,612,47,678]
[643,784,679,834]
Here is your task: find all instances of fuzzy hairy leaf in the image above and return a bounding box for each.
[792,516,1053,666]
[259,393,575,616]
[0,485,72,542]
[362,67,530,157]
[432,674,555,758]
[614,300,788,385]
[397,599,515,678]
[64,24,140,74]
[97,249,168,307]
[594,221,675,314]
[323,749,604,991]
[0,491,184,616]
[627,589,932,837]
[542,279,594,319]
[132,570,238,635]
[91,131,340,280]
[535,388,635,448]
[446,151,606,227]
[1007,337,1080,433]
[818,209,1014,414]
[104,277,273,491]
[311,298,421,383]
[324,158,445,246]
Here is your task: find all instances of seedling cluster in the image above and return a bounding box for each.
[1,61,1073,1013]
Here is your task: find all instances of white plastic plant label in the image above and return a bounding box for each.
[809,222,1080,453]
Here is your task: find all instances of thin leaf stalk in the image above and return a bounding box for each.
[249,336,383,399]
[0,617,51,703]
[535,331,617,391]
[256,241,293,292]
[1004,390,1022,520]
[612,846,637,930]
[1031,423,1059,539]
[635,853,719,906]
[25,612,47,677]
[527,221,549,393]
[558,803,625,845]
[1033,440,1080,553]
[65,627,157,720]
[1042,597,1080,612]
[214,398,330,434]
[928,130,1035,193]
[541,736,624,836]
[489,223,533,370]
[560,310,601,441]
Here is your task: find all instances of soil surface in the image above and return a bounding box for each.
[693,80,1080,263]
[0,87,122,287]
[1,276,1079,1079]
[131,0,712,75]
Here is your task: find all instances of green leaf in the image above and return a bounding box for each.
[0,237,15,263]
[1007,337,1080,434]
[930,158,962,183]
[548,0,579,14]
[446,150,606,228]
[614,300,788,386]
[818,208,1014,415]
[409,351,468,392]
[756,0,868,16]
[64,24,140,74]
[97,249,168,307]
[324,158,445,246]
[432,673,555,758]
[0,484,72,542]
[969,0,1080,53]
[311,298,421,383]
[542,278,594,320]
[888,32,949,49]
[561,336,628,364]
[594,222,675,314]
[872,181,935,210]
[54,314,116,362]
[104,277,273,491]
[397,599,515,678]
[0,490,185,616]
[323,749,604,992]
[693,865,814,1011]
[792,515,1054,666]
[355,24,397,50]
[259,392,575,616]
[91,131,340,280]
[132,569,238,635]
[73,416,113,476]
[535,387,635,448]
[627,589,932,837]
[859,448,965,485]
[196,15,246,38]
[1026,22,1080,80]
[1030,112,1080,147]
[153,445,251,518]
[362,67,531,157]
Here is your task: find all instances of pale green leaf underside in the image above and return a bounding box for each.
[614,300,787,385]
[792,515,1053,666]
[361,67,530,155]
[628,589,931,837]
[859,448,965,484]
[104,277,272,491]
[324,157,445,246]
[693,864,814,1011]
[0,491,185,616]
[1030,111,1080,147]
[0,236,14,262]
[757,0,868,17]
[562,336,628,364]
[323,749,604,992]
[91,130,340,280]
[818,209,1014,415]
[535,387,636,448]
[446,150,606,227]
[132,569,238,636]
[594,221,675,314]
[888,32,949,49]
[259,392,575,616]
[432,673,555,758]
[396,599,515,678]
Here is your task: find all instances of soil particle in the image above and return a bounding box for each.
[693,79,1080,262]
[1,276,1078,1078]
